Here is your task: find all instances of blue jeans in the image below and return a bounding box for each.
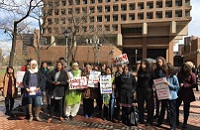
[27,96,42,106]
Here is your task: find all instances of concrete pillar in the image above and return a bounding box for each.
[51,36,56,46]
[117,33,123,46]
[142,37,147,59]
[166,37,174,65]
[170,21,176,34]
[143,23,148,35]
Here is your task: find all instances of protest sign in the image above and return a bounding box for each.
[16,71,25,88]
[69,76,87,90]
[100,75,112,94]
[88,70,101,88]
[112,53,129,65]
[153,77,170,100]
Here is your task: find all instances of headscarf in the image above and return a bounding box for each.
[72,62,81,77]
[29,60,39,74]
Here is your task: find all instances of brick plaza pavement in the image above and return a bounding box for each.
[0,90,199,130]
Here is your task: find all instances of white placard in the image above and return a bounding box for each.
[88,71,101,88]
[100,75,112,94]
[69,76,88,90]
[16,71,25,88]
[153,77,170,100]
[29,86,37,95]
[112,53,129,65]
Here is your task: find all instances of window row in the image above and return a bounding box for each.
[45,25,119,34]
[47,0,190,8]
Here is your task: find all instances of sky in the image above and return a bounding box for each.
[0,0,200,54]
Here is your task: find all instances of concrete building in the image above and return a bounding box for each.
[38,0,192,65]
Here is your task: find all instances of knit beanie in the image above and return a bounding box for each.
[184,61,193,71]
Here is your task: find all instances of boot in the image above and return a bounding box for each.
[35,106,42,121]
[28,104,33,122]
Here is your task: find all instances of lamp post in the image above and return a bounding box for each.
[135,49,138,65]
[64,29,70,63]
[86,35,102,64]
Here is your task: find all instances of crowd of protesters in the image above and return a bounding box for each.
[0,56,199,130]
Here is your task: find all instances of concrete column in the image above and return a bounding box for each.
[166,37,174,65]
[117,33,123,46]
[142,37,147,59]
[143,23,148,35]
[170,21,176,34]
[50,36,56,46]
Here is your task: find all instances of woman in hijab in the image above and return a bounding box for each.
[65,62,82,120]
[22,60,42,122]
[46,61,68,123]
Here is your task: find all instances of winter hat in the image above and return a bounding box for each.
[184,61,194,71]
[72,62,79,67]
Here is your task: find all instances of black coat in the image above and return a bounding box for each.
[47,69,68,97]
[118,72,136,106]
[137,70,153,90]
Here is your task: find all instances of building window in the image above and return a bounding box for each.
[75,8,80,14]
[185,10,190,17]
[68,8,72,14]
[129,3,135,10]
[129,14,135,20]
[112,25,118,31]
[175,10,182,17]
[61,27,66,33]
[138,2,144,10]
[62,1,66,6]
[97,16,102,22]
[166,0,172,7]
[97,6,102,13]
[61,18,66,24]
[82,7,87,13]
[54,18,59,24]
[121,4,127,11]
[90,7,95,13]
[175,0,182,6]
[165,11,172,18]
[105,25,110,31]
[82,16,87,23]
[75,0,80,5]
[89,26,94,32]
[147,2,153,9]
[156,1,163,8]
[98,0,102,3]
[90,16,94,22]
[121,14,126,21]
[54,9,59,15]
[82,26,87,32]
[54,27,59,33]
[185,0,190,6]
[147,12,153,19]
[48,9,52,16]
[55,2,59,7]
[106,0,111,2]
[61,9,66,15]
[97,25,102,31]
[48,28,52,33]
[113,5,118,11]
[90,0,95,4]
[105,6,110,12]
[156,11,162,18]
[105,15,110,22]
[76,17,80,23]
[138,13,144,20]
[83,0,87,4]
[47,18,52,24]
[68,18,72,23]
[48,2,53,8]
[113,15,118,21]
[68,0,73,5]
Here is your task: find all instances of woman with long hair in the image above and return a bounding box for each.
[46,61,67,123]
[137,59,154,126]
[176,61,196,128]
[0,67,17,115]
[23,60,43,122]
[157,63,179,130]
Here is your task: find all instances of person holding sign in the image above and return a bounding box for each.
[46,62,68,123]
[65,62,82,120]
[22,60,42,122]
[157,63,179,130]
[137,60,154,126]
[176,61,196,129]
[118,66,136,125]
[0,67,17,115]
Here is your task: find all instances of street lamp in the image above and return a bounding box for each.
[135,49,138,64]
[64,29,70,63]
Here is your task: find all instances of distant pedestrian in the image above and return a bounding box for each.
[176,61,196,129]
[0,67,17,115]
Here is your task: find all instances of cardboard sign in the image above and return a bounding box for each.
[69,76,87,90]
[100,75,112,94]
[88,71,101,88]
[112,53,129,65]
[153,77,170,100]
[16,71,25,88]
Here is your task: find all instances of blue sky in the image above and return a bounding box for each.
[0,0,200,54]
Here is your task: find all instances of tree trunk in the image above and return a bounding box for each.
[9,21,17,67]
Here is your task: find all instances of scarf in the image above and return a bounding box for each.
[122,72,131,79]
[72,69,81,77]
[29,60,38,74]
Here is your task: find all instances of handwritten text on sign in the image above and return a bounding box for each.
[69,76,88,90]
[100,75,112,94]
[88,71,101,88]
[16,71,25,88]
[112,53,129,65]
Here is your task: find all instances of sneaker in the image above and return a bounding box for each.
[85,114,89,118]
[65,116,70,120]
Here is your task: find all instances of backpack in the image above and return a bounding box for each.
[10,105,28,120]
[128,106,139,126]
